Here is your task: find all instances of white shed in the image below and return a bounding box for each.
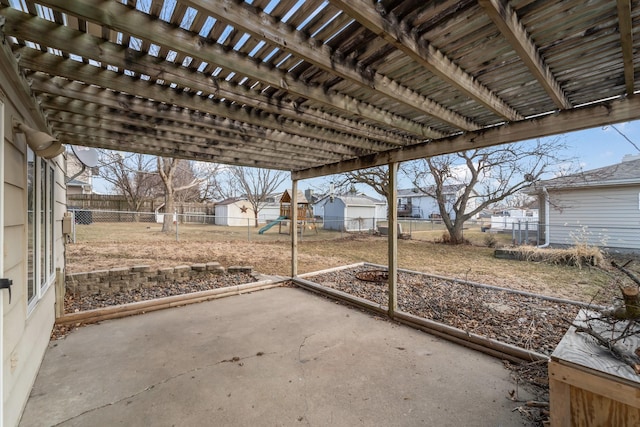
[214,198,255,226]
[320,194,386,232]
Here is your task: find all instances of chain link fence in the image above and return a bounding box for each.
[67,208,640,252]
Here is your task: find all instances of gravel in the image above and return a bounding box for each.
[64,272,257,313]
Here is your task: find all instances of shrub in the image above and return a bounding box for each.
[510,244,605,268]
[484,234,498,248]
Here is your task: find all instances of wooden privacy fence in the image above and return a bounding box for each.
[67,194,215,216]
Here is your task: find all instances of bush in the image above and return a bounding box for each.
[510,244,605,268]
[484,234,498,248]
[436,232,451,244]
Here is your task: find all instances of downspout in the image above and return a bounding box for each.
[537,186,550,248]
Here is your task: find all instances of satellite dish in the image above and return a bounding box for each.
[71,145,99,168]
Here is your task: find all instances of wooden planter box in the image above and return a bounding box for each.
[549,310,640,426]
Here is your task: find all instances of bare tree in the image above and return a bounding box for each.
[157,157,210,232]
[339,166,391,200]
[228,167,287,227]
[97,151,160,213]
[406,139,571,244]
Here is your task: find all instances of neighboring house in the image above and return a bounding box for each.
[490,208,539,232]
[397,186,480,219]
[66,178,92,197]
[257,193,282,223]
[1,62,67,425]
[530,155,640,251]
[214,198,256,226]
[316,194,386,232]
[66,153,94,193]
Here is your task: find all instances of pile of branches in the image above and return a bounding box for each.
[570,260,640,374]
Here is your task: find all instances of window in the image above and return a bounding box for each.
[27,148,55,311]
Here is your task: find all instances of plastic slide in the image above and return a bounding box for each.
[258,216,287,234]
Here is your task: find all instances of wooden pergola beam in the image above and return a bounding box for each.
[0,7,418,147]
[293,95,640,179]
[19,54,395,154]
[29,0,441,139]
[181,0,478,131]
[58,126,302,170]
[330,0,523,121]
[49,112,344,164]
[479,0,572,110]
[617,0,635,96]
[32,76,364,158]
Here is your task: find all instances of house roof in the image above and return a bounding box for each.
[3,1,640,179]
[398,185,464,197]
[67,178,89,187]
[536,157,640,190]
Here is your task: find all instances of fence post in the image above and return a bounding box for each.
[175,211,179,242]
[247,218,251,242]
[72,210,76,243]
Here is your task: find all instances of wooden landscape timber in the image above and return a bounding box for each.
[56,279,285,326]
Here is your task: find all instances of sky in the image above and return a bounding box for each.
[297,119,640,195]
[90,119,640,197]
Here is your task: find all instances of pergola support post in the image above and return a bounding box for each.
[291,179,298,277]
[387,162,398,317]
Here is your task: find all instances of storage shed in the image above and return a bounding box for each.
[214,198,255,227]
[319,195,386,232]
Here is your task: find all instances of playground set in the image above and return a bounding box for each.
[258,190,317,235]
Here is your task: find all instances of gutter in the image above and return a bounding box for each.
[537,186,550,248]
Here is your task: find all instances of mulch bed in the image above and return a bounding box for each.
[52,272,256,340]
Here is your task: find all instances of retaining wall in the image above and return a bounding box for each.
[65,263,253,295]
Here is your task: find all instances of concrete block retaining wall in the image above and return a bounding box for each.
[65,263,254,295]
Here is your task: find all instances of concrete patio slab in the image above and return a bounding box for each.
[19,286,533,426]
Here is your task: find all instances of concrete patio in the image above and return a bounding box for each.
[19,286,533,426]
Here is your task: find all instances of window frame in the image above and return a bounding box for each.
[26,148,56,314]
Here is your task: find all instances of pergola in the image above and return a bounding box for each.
[2,0,640,315]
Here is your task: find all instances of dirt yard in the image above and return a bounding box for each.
[65,222,638,305]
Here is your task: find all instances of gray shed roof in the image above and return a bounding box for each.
[336,195,386,206]
[536,157,640,190]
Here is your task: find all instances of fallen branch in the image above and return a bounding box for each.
[568,320,640,375]
[611,260,640,287]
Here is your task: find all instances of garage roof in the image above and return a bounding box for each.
[2,0,640,179]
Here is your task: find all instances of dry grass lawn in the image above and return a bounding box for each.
[64,222,636,305]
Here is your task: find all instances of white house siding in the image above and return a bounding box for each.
[399,193,457,219]
[258,204,280,222]
[2,70,66,425]
[547,186,640,250]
